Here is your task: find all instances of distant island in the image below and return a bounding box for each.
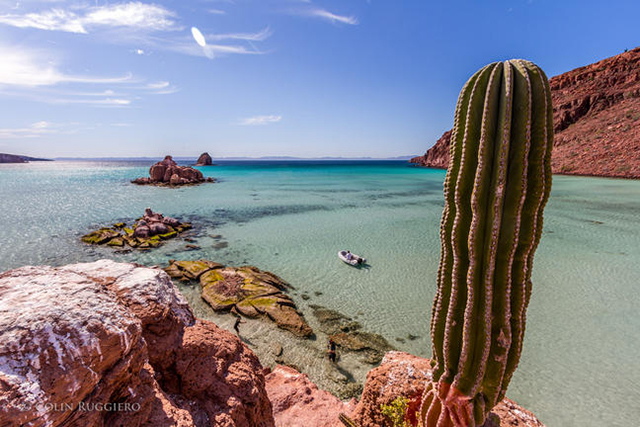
[0,153,53,163]
[411,46,640,179]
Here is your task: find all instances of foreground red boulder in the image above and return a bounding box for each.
[132,155,215,186]
[0,260,274,427]
[266,365,357,427]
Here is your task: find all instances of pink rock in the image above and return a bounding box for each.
[149,164,167,182]
[196,152,213,166]
[132,177,151,185]
[266,365,357,427]
[134,223,150,238]
[163,217,180,227]
[170,173,181,186]
[160,155,177,167]
[149,222,169,235]
[164,166,177,183]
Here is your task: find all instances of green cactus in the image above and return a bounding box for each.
[422,59,553,427]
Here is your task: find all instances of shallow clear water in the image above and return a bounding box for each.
[1,160,638,426]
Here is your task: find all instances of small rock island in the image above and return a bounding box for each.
[195,152,213,166]
[81,208,192,249]
[132,155,215,186]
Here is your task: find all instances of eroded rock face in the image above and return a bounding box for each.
[349,351,544,427]
[195,152,213,166]
[0,260,274,427]
[132,155,215,186]
[410,48,640,178]
[164,260,313,338]
[265,365,357,427]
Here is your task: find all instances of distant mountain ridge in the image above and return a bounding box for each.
[0,153,52,163]
[411,47,640,178]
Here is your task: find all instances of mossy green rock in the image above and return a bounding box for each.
[80,215,193,251]
[169,260,224,280]
[164,260,312,337]
[106,237,125,247]
[81,229,120,245]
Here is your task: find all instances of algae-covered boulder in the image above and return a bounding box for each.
[164,260,313,338]
[80,209,193,250]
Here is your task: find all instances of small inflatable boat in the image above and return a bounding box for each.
[338,250,366,266]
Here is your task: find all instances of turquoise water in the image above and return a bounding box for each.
[1,160,639,426]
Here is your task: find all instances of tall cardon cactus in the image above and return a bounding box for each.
[421,59,553,427]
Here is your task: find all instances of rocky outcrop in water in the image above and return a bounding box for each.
[0,260,274,427]
[348,351,544,427]
[411,47,640,178]
[81,208,192,250]
[195,152,213,166]
[132,155,215,186]
[164,260,313,338]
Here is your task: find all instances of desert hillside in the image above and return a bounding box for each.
[411,47,640,178]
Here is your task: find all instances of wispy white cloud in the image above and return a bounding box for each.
[206,26,271,42]
[48,98,132,106]
[0,44,132,86]
[307,8,358,25]
[207,9,226,15]
[147,81,169,89]
[238,115,282,126]
[0,44,176,106]
[0,2,178,34]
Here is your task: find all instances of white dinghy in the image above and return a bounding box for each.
[338,250,366,266]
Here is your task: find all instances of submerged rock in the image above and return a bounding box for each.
[0,260,274,427]
[164,260,313,338]
[81,208,192,250]
[132,155,215,186]
[195,152,213,166]
[310,304,393,365]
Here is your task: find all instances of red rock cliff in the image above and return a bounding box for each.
[411,48,640,178]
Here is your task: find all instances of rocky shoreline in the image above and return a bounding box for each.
[0,260,545,427]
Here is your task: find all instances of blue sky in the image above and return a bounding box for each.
[0,0,638,158]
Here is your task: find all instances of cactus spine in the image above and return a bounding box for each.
[422,59,553,427]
